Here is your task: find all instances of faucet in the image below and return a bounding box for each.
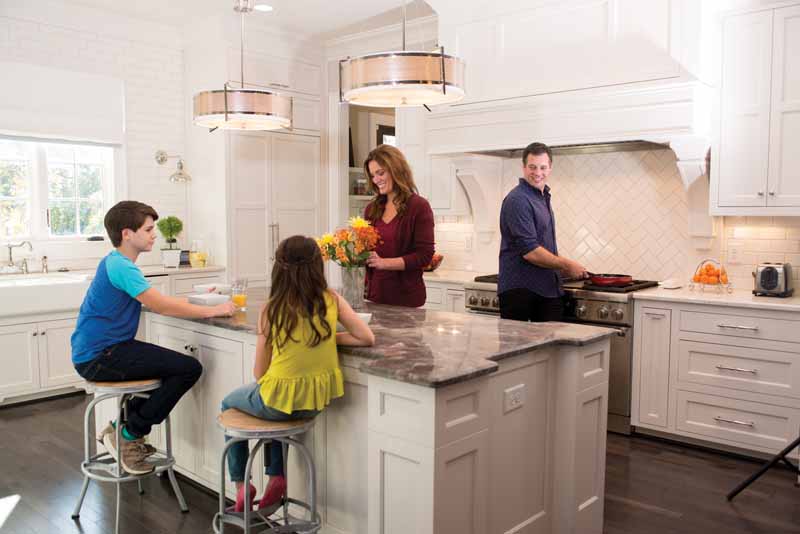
[5,241,33,271]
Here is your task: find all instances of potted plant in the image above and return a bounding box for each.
[157,215,183,268]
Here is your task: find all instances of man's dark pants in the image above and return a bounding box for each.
[75,339,202,438]
[499,288,564,322]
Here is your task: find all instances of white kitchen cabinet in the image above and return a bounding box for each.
[228,131,321,287]
[424,280,466,313]
[228,50,321,97]
[633,307,671,428]
[38,318,80,388]
[0,317,82,403]
[712,4,800,215]
[633,297,800,459]
[0,322,40,401]
[767,5,800,207]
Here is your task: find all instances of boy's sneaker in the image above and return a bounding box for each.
[102,430,154,475]
[98,422,156,457]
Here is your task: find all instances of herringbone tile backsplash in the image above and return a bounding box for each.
[508,149,691,282]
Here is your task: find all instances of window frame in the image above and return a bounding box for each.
[0,135,117,242]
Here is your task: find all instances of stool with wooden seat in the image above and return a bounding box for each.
[71,379,188,534]
[213,408,320,534]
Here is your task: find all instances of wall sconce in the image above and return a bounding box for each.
[155,150,191,183]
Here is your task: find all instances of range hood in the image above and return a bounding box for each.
[471,140,669,159]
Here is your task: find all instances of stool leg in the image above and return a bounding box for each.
[164,414,189,512]
[243,439,266,534]
[70,477,90,519]
[290,437,318,527]
[282,440,290,522]
[115,480,121,534]
[219,438,241,534]
[138,479,144,495]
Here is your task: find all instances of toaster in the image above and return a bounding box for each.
[753,263,794,297]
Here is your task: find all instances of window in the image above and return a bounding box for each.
[0,137,114,240]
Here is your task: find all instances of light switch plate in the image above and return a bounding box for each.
[503,384,526,413]
[728,243,744,264]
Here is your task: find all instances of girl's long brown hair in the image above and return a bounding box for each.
[363,144,418,221]
[262,235,332,350]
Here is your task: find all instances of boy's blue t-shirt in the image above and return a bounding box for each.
[71,250,152,364]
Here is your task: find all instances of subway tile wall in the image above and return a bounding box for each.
[0,10,186,269]
[721,217,800,289]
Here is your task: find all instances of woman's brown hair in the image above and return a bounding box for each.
[363,144,418,221]
[261,235,332,350]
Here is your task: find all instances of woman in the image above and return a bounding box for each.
[363,144,435,308]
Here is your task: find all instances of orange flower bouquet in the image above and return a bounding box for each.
[317,217,380,308]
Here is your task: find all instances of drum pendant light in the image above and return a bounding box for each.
[193,0,291,131]
[339,1,466,108]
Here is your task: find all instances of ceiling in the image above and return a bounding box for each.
[63,0,435,38]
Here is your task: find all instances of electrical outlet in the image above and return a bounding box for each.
[503,384,526,413]
[728,243,744,264]
[464,235,473,251]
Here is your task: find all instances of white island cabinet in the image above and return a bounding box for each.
[120,305,613,534]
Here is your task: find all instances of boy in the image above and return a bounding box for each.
[71,201,236,475]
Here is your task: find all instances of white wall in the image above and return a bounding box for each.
[722,217,800,288]
[0,1,187,269]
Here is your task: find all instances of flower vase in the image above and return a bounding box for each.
[342,266,366,310]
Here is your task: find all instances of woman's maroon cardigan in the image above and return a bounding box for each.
[363,194,435,307]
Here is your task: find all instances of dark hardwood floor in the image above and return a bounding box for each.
[1,393,799,533]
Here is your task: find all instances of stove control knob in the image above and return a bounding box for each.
[576,305,587,318]
[598,306,609,319]
[468,295,479,306]
[612,309,624,321]
[480,297,490,306]
[491,297,499,308]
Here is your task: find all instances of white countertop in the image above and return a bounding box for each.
[423,269,484,285]
[633,285,800,312]
[139,265,225,277]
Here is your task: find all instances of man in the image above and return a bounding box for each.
[71,201,236,475]
[498,142,587,322]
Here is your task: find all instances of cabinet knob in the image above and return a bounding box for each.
[40,331,45,336]
[757,191,764,196]
[769,191,775,196]
[32,332,38,337]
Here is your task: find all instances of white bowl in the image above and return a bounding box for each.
[194,283,232,295]
[187,293,231,306]
[337,312,372,332]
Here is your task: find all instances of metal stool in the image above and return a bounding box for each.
[213,408,320,534]
[71,379,188,533]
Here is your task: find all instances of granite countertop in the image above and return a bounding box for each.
[156,303,615,388]
[633,285,800,312]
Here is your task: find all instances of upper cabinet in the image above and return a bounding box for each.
[711,4,800,215]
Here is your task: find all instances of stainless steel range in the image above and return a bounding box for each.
[464,274,659,434]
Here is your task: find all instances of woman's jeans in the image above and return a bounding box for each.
[221,382,318,482]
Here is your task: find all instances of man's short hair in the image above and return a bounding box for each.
[522,142,553,165]
[104,201,159,247]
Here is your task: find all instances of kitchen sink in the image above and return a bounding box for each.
[0,273,91,317]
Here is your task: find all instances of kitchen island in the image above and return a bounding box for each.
[99,304,614,534]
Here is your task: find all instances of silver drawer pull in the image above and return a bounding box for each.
[714,415,755,428]
[716,365,758,374]
[717,323,759,331]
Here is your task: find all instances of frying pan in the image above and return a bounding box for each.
[585,272,633,287]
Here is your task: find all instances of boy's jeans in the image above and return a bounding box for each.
[221,382,318,482]
[75,339,202,438]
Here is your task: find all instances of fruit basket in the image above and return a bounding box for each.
[689,259,733,293]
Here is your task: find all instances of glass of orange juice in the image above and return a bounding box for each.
[231,279,248,310]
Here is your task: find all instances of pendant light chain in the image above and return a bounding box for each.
[401,0,406,52]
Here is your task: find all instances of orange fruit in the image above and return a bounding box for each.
[720,273,729,284]
[709,275,719,284]
[700,275,710,284]
[692,274,702,283]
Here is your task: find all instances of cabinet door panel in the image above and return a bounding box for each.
[39,318,81,388]
[637,307,671,428]
[768,5,800,207]
[195,332,244,491]
[0,323,40,399]
[717,11,773,207]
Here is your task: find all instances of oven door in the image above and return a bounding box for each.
[466,307,501,316]
[607,326,633,434]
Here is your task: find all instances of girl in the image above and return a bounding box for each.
[220,235,375,512]
[363,144,435,308]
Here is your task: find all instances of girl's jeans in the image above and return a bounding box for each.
[220,382,318,482]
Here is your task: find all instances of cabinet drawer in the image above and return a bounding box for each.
[680,310,800,344]
[677,340,800,399]
[675,389,799,452]
[173,275,224,295]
